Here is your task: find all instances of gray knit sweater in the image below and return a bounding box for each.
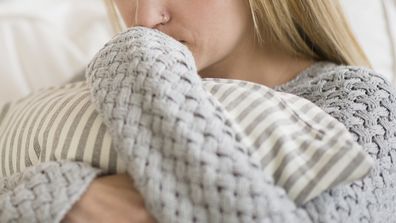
[275,62,396,222]
[1,27,395,223]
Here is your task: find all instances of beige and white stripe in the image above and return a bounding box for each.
[202,78,373,204]
[0,82,126,178]
[0,79,373,204]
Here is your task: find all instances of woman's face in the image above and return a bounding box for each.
[114,0,254,73]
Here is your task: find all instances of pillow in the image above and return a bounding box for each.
[203,78,374,203]
[0,82,126,176]
[0,79,374,204]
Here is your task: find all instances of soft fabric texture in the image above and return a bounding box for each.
[274,62,396,222]
[0,161,102,223]
[0,27,395,222]
[202,79,373,204]
[0,52,373,204]
[0,82,125,176]
[0,0,113,104]
[86,27,310,222]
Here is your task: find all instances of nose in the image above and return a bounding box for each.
[134,0,169,29]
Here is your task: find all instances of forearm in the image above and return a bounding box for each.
[0,161,102,223]
[87,27,313,223]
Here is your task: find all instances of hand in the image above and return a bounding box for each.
[61,173,156,223]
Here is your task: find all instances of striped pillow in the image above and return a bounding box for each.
[0,82,126,176]
[203,78,374,204]
[0,80,373,204]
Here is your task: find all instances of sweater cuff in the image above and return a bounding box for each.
[0,161,103,223]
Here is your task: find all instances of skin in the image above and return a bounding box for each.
[114,0,314,87]
[63,1,314,222]
[62,174,156,223]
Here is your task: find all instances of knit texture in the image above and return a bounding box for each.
[275,62,396,222]
[0,27,395,222]
[0,161,102,223]
[86,27,309,222]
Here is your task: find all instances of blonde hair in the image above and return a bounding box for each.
[104,0,371,67]
[104,0,122,34]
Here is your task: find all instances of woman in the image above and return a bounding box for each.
[62,0,396,222]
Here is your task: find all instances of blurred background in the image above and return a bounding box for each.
[0,0,395,104]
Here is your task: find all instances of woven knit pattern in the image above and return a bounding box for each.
[0,161,101,223]
[1,27,395,223]
[86,27,310,223]
[276,62,396,222]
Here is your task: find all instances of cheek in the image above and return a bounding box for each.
[191,14,249,70]
[191,29,237,71]
[191,1,250,66]
[114,0,136,26]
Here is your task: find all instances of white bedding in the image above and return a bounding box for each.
[0,0,113,104]
[341,0,396,85]
[0,0,395,104]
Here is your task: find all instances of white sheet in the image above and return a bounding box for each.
[383,0,396,86]
[341,0,396,83]
[0,0,113,104]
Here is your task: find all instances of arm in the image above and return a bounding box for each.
[297,67,396,222]
[0,161,102,223]
[61,173,156,223]
[86,27,313,223]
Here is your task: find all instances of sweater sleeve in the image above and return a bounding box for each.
[279,66,396,222]
[0,161,102,223]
